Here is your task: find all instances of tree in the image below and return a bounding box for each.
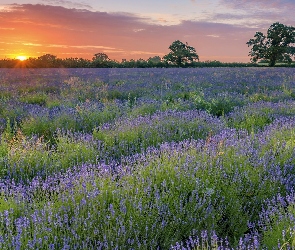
[247,22,295,66]
[36,54,59,67]
[148,56,162,64]
[92,53,109,62]
[147,56,163,67]
[92,53,111,67]
[163,40,199,67]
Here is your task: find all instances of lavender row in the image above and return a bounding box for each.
[0,109,226,183]
[94,109,225,158]
[1,117,295,248]
[1,68,295,248]
[1,68,295,137]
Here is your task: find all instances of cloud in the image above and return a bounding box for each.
[136,12,184,25]
[221,0,295,9]
[71,45,117,50]
[0,27,15,30]
[216,0,295,29]
[129,50,165,56]
[207,34,220,38]
[0,3,263,62]
[133,29,145,33]
[219,0,295,20]
[23,43,43,46]
[41,0,93,10]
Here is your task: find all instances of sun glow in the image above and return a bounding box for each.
[16,55,27,61]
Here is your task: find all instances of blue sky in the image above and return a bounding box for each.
[1,0,294,62]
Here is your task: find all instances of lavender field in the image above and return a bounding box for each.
[1,68,295,249]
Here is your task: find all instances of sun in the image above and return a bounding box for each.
[16,55,27,61]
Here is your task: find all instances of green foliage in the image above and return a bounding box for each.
[227,101,295,133]
[93,111,223,159]
[19,93,47,106]
[92,53,111,67]
[77,102,122,132]
[2,69,295,248]
[9,127,288,248]
[230,112,272,133]
[17,84,60,95]
[249,92,273,102]
[1,54,292,68]
[0,130,52,181]
[163,40,199,67]
[54,132,97,170]
[62,77,98,102]
[0,196,18,213]
[260,125,295,167]
[247,22,295,66]
[0,91,12,100]
[128,103,159,117]
[189,91,244,116]
[45,96,62,108]
[106,90,140,103]
[189,90,209,110]
[0,130,98,182]
[22,114,80,143]
[160,98,193,112]
[20,102,123,144]
[262,204,295,249]
[21,116,54,142]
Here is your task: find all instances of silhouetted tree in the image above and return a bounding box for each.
[148,56,161,63]
[247,22,295,66]
[92,53,109,61]
[62,57,91,68]
[36,54,60,67]
[147,56,163,67]
[92,53,113,67]
[163,40,199,67]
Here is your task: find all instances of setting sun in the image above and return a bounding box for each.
[16,55,27,61]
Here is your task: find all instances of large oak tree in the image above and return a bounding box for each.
[247,22,295,66]
[163,40,199,67]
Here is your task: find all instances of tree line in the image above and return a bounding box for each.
[0,52,257,68]
[1,22,294,68]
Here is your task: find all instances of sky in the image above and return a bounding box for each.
[0,0,294,62]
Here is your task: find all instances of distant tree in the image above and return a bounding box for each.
[92,53,109,62]
[147,56,162,67]
[35,54,61,67]
[148,56,162,64]
[163,40,199,67]
[134,58,146,68]
[62,57,91,68]
[92,53,112,67]
[127,59,136,68]
[38,54,57,61]
[246,22,295,66]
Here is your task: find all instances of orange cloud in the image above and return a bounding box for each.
[0,3,261,62]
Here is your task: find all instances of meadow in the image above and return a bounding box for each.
[0,67,295,249]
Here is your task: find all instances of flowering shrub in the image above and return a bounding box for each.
[0,68,295,249]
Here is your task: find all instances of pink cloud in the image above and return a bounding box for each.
[222,0,295,8]
[0,4,262,62]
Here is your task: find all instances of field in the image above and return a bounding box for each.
[1,67,295,249]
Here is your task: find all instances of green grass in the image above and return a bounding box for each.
[1,124,291,248]
[0,129,98,182]
[2,69,295,248]
[93,111,224,158]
